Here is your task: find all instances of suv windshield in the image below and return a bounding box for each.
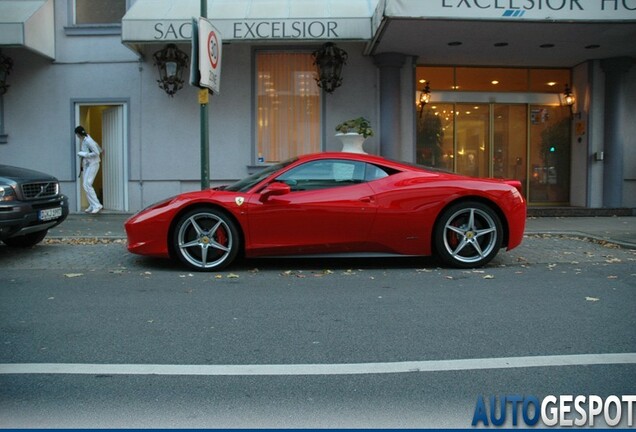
[224,158,298,192]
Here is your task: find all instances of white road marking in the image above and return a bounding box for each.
[1,353,635,376]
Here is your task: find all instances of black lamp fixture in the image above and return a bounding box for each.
[418,81,431,118]
[312,42,348,94]
[153,44,189,97]
[563,83,575,115]
[0,51,14,95]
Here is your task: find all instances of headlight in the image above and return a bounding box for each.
[0,185,17,202]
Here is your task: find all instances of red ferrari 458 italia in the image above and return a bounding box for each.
[125,152,526,270]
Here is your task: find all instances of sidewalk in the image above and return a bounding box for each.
[524,216,636,249]
[48,212,636,249]
[49,212,130,240]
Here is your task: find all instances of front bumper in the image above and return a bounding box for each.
[0,195,69,240]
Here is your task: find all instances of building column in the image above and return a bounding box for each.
[0,95,7,144]
[600,57,634,208]
[373,53,406,159]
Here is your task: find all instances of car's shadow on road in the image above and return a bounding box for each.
[131,254,448,273]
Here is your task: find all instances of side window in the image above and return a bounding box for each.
[365,164,391,181]
[276,160,366,191]
[74,0,126,25]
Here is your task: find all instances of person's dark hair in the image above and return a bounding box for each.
[75,126,88,137]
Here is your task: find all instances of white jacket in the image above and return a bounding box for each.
[78,135,102,167]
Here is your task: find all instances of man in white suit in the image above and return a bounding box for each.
[75,126,103,214]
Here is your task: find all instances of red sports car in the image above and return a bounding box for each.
[125,152,526,270]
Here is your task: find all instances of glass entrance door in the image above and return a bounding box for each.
[417,103,570,205]
[417,104,454,171]
[455,104,489,178]
[494,104,527,184]
[528,106,570,203]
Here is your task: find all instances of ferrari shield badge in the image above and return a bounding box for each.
[235,197,245,206]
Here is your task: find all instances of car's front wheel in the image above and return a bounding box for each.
[2,230,48,248]
[172,208,239,271]
[434,201,503,268]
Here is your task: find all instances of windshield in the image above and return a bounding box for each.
[224,158,298,192]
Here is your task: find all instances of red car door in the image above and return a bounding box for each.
[245,161,378,256]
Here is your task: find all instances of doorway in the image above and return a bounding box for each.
[75,103,128,212]
[417,102,570,205]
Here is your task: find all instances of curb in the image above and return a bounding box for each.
[524,230,636,250]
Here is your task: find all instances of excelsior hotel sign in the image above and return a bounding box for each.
[384,0,636,20]
[124,18,371,43]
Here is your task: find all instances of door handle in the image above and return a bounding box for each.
[359,196,374,203]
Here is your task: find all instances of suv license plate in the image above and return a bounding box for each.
[39,207,62,221]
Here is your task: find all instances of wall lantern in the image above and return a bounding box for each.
[312,42,348,94]
[563,83,575,115]
[0,51,14,95]
[418,81,431,118]
[153,44,189,97]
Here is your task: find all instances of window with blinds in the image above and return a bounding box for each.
[256,52,322,164]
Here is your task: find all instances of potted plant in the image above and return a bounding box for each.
[335,116,374,138]
[335,117,373,154]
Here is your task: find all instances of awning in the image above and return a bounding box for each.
[367,0,636,67]
[122,0,375,52]
[379,0,636,22]
[0,0,55,59]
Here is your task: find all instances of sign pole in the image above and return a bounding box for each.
[193,3,221,191]
[200,0,209,190]
[199,89,209,189]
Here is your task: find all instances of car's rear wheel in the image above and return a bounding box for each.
[2,230,48,248]
[172,208,239,271]
[434,201,503,268]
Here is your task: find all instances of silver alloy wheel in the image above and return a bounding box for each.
[441,207,499,265]
[176,210,235,270]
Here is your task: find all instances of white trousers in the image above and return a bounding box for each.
[82,162,102,210]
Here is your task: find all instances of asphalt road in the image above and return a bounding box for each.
[1,236,635,428]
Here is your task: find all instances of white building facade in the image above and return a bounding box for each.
[0,0,634,213]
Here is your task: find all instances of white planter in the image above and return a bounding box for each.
[336,132,367,154]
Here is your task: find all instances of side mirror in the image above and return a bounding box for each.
[259,181,291,202]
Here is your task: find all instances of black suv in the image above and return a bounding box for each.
[0,165,69,247]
